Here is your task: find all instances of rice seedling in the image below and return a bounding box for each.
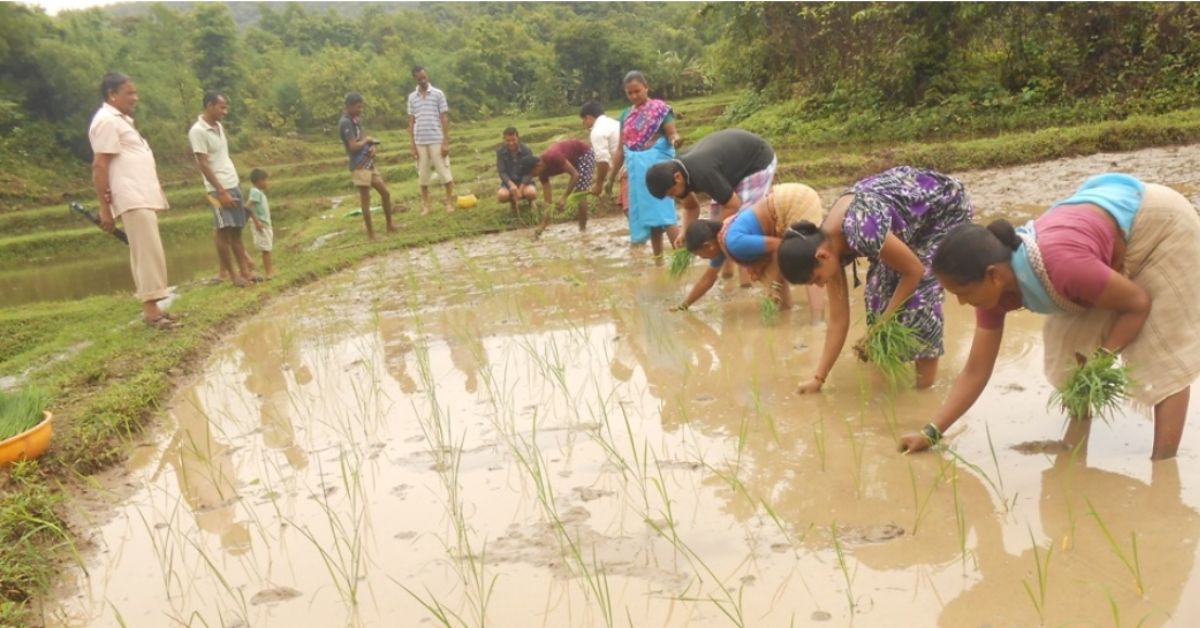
[950,463,971,572]
[1020,527,1054,625]
[667,248,694,280]
[941,446,1010,513]
[855,316,925,390]
[1087,499,1145,596]
[1050,350,1132,421]
[509,423,617,628]
[984,423,1007,505]
[829,523,856,613]
[906,460,945,536]
[289,449,369,608]
[0,386,47,441]
[759,297,781,324]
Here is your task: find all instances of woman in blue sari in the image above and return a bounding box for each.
[612,71,682,258]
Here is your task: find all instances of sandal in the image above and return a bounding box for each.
[144,315,180,330]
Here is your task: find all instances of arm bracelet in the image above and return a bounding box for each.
[921,423,943,445]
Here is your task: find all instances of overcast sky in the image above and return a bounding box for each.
[23,0,120,15]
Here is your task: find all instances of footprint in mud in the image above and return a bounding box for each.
[250,586,302,606]
[573,486,614,502]
[1011,439,1071,455]
[836,522,905,545]
[657,460,703,472]
[558,506,591,525]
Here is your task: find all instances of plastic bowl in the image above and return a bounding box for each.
[0,411,53,465]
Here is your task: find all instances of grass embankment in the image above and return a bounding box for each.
[3,90,1200,622]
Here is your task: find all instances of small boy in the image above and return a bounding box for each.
[246,169,275,279]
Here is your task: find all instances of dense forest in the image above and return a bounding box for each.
[3,2,1200,184]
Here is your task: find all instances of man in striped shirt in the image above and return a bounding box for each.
[407,66,455,215]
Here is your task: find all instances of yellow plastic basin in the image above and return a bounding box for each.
[456,194,478,209]
[0,411,53,465]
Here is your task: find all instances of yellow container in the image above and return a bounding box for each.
[0,411,53,465]
[456,194,478,210]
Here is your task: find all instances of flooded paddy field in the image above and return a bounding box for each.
[41,147,1200,627]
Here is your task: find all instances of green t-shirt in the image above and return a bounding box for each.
[248,187,271,224]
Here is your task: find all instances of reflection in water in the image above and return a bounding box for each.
[237,319,310,471]
[160,389,250,555]
[942,419,1200,626]
[0,236,218,307]
[46,214,1200,628]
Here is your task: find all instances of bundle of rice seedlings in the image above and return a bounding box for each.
[668,248,694,279]
[0,387,48,441]
[1049,350,1132,421]
[760,296,781,324]
[562,191,589,213]
[860,317,925,389]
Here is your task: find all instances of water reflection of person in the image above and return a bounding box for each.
[439,309,488,394]
[157,389,250,555]
[939,420,1200,626]
[238,320,309,470]
[379,313,418,394]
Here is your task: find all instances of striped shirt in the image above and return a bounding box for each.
[407,86,448,146]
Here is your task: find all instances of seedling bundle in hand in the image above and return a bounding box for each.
[858,316,925,389]
[1050,349,1132,421]
[668,248,694,279]
[0,387,47,441]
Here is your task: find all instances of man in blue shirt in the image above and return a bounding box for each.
[496,127,537,212]
[339,92,396,240]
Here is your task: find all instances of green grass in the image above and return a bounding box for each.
[1049,350,1132,421]
[0,388,47,441]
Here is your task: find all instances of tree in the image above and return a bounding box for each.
[192,3,243,102]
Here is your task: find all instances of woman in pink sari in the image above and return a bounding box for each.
[612,71,682,257]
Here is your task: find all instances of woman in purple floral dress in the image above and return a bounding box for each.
[776,166,973,393]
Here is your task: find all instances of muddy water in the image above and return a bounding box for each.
[0,237,218,307]
[45,149,1200,627]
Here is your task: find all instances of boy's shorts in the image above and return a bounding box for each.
[206,188,248,229]
[352,166,383,188]
[252,224,274,252]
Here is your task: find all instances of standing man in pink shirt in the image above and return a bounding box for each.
[89,72,175,328]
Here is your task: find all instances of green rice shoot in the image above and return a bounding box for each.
[760,297,781,324]
[0,387,48,441]
[668,248,694,279]
[562,191,589,213]
[1050,350,1132,421]
[860,317,925,389]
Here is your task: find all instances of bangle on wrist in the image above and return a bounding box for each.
[921,422,943,446]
